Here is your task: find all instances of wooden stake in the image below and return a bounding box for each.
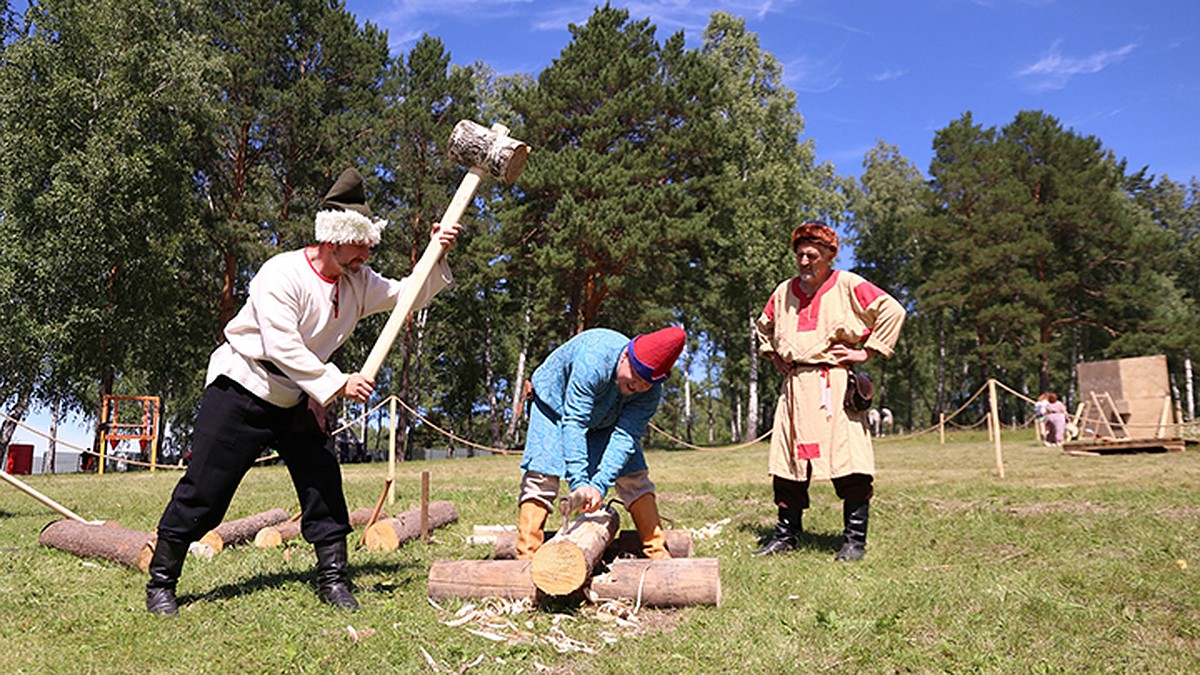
[988,379,1004,478]
[421,471,430,542]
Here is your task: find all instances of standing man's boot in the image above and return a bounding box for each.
[145,538,190,615]
[516,500,550,560]
[314,539,358,610]
[835,501,869,562]
[627,493,671,559]
[752,507,802,557]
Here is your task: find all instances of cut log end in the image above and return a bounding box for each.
[529,539,588,596]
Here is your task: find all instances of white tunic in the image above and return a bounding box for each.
[206,248,451,408]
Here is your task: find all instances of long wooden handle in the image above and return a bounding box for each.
[0,469,91,523]
[359,168,483,380]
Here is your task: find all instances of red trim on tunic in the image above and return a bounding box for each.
[304,246,339,284]
[304,246,340,317]
[789,270,840,332]
[795,442,821,460]
[853,279,886,309]
[763,296,775,321]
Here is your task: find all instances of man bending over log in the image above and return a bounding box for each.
[516,326,685,561]
[144,169,460,615]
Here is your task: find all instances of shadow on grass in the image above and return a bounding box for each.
[178,558,423,607]
[741,521,843,555]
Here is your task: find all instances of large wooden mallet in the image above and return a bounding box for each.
[359,120,530,379]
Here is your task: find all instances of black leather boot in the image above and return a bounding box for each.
[752,507,802,557]
[145,538,190,615]
[835,501,869,562]
[314,539,358,610]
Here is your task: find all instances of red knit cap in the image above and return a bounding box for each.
[790,221,839,255]
[627,326,686,384]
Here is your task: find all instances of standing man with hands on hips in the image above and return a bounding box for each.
[144,168,461,615]
[754,222,905,562]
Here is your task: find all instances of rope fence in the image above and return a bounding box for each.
[5,377,1195,477]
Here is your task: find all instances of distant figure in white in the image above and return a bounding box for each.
[867,408,894,436]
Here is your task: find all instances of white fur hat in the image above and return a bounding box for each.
[315,168,388,245]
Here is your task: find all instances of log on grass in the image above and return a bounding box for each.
[254,507,384,548]
[427,559,537,602]
[195,508,290,557]
[588,557,721,608]
[363,500,458,552]
[529,506,619,596]
[493,528,694,560]
[39,519,156,572]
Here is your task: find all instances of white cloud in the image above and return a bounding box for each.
[1016,40,1137,91]
[869,68,906,82]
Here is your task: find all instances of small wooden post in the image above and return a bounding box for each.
[939,412,946,445]
[421,471,430,542]
[387,397,397,506]
[988,379,1004,478]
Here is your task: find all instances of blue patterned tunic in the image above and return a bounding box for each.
[520,328,662,496]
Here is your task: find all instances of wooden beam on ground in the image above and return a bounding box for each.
[255,507,384,548]
[39,520,156,572]
[363,500,458,552]
[194,508,290,557]
[491,528,694,560]
[530,506,619,596]
[427,559,538,602]
[588,558,722,608]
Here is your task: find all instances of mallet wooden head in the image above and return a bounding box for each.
[447,120,530,184]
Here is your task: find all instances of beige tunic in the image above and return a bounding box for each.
[756,270,906,482]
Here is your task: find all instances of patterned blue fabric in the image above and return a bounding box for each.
[520,328,662,496]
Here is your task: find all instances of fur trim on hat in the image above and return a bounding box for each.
[314,209,387,246]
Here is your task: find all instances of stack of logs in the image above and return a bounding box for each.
[38,501,458,571]
[428,506,720,608]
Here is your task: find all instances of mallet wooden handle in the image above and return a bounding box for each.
[360,167,483,380]
[1,469,90,523]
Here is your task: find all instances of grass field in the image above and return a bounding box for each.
[1,429,1197,673]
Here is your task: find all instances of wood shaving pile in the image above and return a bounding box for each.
[688,517,730,540]
[427,593,645,664]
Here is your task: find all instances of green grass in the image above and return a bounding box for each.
[1,430,1198,673]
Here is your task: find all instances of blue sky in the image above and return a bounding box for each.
[11,0,1197,461]
[344,0,1198,181]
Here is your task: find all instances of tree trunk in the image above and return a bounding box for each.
[588,558,721,607]
[194,508,291,557]
[254,507,383,548]
[529,506,619,596]
[505,306,530,448]
[364,500,458,552]
[39,520,156,572]
[1185,355,1194,422]
[747,309,759,439]
[0,385,32,469]
[427,559,537,602]
[46,399,59,475]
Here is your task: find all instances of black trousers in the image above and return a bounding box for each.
[772,471,874,510]
[155,376,351,547]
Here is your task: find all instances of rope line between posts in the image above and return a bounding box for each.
[335,395,521,456]
[647,423,772,450]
